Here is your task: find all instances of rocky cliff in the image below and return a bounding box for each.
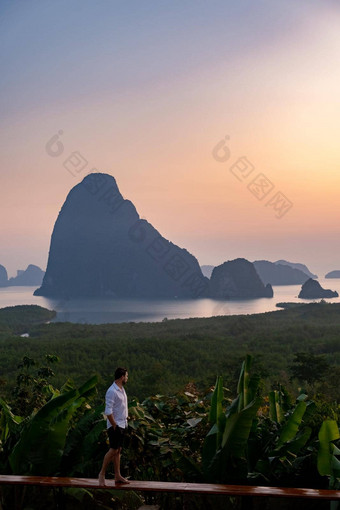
[254,260,310,285]
[298,278,338,299]
[275,260,317,279]
[0,265,8,287]
[35,173,208,298]
[8,265,45,286]
[209,258,273,299]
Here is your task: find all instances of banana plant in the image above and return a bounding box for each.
[0,398,23,444]
[60,404,105,476]
[9,375,98,475]
[268,385,291,424]
[250,393,314,485]
[202,355,262,482]
[0,398,24,474]
[317,419,340,506]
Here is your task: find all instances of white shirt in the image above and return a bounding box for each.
[105,381,128,429]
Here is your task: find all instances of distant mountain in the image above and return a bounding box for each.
[8,265,45,286]
[0,265,8,287]
[325,270,340,279]
[253,260,310,286]
[201,265,214,278]
[275,260,317,279]
[210,258,273,299]
[35,173,208,299]
[298,278,338,299]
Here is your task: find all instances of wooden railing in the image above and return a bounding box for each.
[0,475,339,500]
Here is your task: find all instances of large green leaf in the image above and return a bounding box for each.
[269,390,284,424]
[277,401,306,446]
[203,376,226,472]
[275,427,312,456]
[0,398,23,442]
[237,355,251,410]
[203,356,261,481]
[206,398,260,482]
[221,397,262,456]
[209,376,223,424]
[317,419,340,476]
[9,375,98,475]
[62,406,105,475]
[202,423,219,475]
[63,405,104,460]
[208,376,225,447]
[230,355,260,416]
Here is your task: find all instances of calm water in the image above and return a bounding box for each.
[1,279,340,324]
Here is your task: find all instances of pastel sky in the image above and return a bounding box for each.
[1,0,340,277]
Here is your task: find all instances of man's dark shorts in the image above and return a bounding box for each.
[108,426,126,449]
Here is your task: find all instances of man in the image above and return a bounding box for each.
[98,367,130,485]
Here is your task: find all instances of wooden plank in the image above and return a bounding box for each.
[0,476,339,500]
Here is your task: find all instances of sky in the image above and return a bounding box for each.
[1,0,340,278]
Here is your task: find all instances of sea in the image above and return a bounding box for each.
[1,278,340,324]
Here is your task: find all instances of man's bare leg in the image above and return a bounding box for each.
[98,448,115,485]
[114,448,129,483]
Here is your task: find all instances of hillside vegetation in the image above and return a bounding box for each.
[0,302,339,402]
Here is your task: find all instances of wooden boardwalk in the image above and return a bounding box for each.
[0,475,339,500]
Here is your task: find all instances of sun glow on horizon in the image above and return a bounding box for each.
[1,0,340,275]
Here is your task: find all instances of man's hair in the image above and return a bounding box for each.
[115,367,128,380]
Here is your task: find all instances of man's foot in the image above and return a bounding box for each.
[98,473,106,486]
[115,476,130,484]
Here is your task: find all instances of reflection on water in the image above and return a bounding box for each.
[0,279,339,324]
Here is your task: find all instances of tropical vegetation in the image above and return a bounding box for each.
[0,302,339,403]
[0,351,339,510]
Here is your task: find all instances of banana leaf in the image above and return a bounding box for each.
[221,397,262,455]
[269,390,284,424]
[202,423,219,475]
[0,398,23,442]
[209,376,223,424]
[208,376,225,446]
[9,375,98,475]
[237,355,251,410]
[274,426,312,456]
[62,405,104,459]
[277,401,306,446]
[61,405,105,474]
[204,397,261,481]
[317,419,340,477]
[228,355,260,417]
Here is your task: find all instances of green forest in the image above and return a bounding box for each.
[0,303,339,401]
[0,304,339,509]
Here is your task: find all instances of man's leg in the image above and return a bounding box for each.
[98,448,115,485]
[114,447,129,483]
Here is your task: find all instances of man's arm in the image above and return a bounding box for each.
[105,389,117,428]
[106,413,117,428]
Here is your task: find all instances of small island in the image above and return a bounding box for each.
[298,278,338,299]
[276,302,307,309]
[325,270,340,279]
[210,258,273,299]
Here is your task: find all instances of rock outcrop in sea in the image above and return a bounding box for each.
[8,265,45,286]
[35,173,208,299]
[298,278,338,299]
[210,258,273,299]
[0,265,8,287]
[325,270,340,279]
[275,260,317,279]
[253,260,310,285]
